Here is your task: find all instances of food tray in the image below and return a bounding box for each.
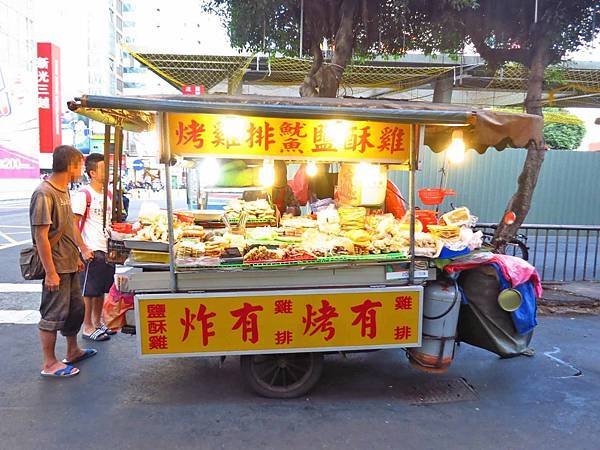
[130,250,170,264]
[124,239,169,252]
[244,254,316,265]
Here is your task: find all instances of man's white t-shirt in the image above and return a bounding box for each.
[71,186,112,253]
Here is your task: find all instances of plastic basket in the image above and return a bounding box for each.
[418,188,456,205]
[107,239,131,264]
[415,209,438,231]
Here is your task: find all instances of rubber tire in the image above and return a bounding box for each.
[240,352,324,399]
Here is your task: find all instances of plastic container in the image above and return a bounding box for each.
[418,188,456,205]
[437,246,470,259]
[414,209,438,231]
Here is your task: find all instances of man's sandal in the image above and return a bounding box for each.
[41,365,80,378]
[99,324,117,336]
[61,348,97,365]
[83,328,110,341]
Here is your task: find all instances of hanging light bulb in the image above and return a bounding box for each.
[447,129,466,164]
[324,120,351,148]
[220,115,248,142]
[198,157,220,187]
[259,159,275,187]
[306,161,318,177]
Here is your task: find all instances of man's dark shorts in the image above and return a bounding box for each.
[80,251,115,297]
[39,272,84,336]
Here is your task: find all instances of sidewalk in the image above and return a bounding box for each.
[540,281,600,315]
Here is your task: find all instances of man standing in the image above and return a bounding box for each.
[72,153,117,341]
[30,145,97,378]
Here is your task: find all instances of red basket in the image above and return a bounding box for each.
[418,188,456,205]
[415,209,438,231]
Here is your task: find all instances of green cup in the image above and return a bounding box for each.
[498,288,523,312]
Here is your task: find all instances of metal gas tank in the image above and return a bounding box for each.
[408,279,461,373]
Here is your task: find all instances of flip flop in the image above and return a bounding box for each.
[100,324,117,336]
[41,365,80,378]
[83,328,110,341]
[61,348,97,365]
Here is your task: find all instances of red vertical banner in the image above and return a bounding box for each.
[37,42,62,153]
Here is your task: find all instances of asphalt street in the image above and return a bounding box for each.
[0,315,598,450]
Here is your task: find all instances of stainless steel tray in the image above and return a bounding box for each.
[124,239,169,252]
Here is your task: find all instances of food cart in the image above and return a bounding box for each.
[68,94,542,398]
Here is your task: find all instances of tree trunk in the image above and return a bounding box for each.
[299,0,358,98]
[494,49,547,242]
[432,77,453,103]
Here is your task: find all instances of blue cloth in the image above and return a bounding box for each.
[490,263,538,335]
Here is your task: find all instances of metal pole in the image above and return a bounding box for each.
[158,112,178,292]
[299,0,304,58]
[408,124,420,284]
[112,127,123,222]
[534,0,538,23]
[102,125,111,230]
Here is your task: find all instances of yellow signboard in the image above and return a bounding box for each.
[166,112,412,163]
[136,287,422,357]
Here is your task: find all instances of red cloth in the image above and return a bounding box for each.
[385,180,407,218]
[444,252,543,298]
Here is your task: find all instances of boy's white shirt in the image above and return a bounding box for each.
[71,185,112,253]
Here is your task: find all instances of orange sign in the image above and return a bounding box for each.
[166,112,412,163]
[136,287,422,357]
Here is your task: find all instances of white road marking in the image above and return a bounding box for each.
[0,239,31,250]
[0,283,42,293]
[0,225,30,229]
[0,230,17,243]
[543,347,583,378]
[0,310,40,324]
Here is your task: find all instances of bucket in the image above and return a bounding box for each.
[415,209,438,231]
[408,279,461,373]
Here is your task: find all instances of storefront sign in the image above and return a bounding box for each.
[136,287,422,357]
[166,113,412,163]
[37,42,62,153]
[0,145,39,178]
[181,85,206,95]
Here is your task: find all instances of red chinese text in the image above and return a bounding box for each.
[179,304,217,346]
[231,302,264,344]
[275,330,293,345]
[302,299,339,341]
[394,295,413,311]
[149,335,169,350]
[175,120,206,149]
[351,299,383,339]
[247,121,276,151]
[394,325,412,340]
[147,304,166,319]
[378,126,405,154]
[311,125,335,153]
[148,320,167,335]
[344,126,374,153]
[274,299,293,314]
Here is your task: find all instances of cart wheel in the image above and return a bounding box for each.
[240,353,324,399]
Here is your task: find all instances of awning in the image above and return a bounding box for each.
[68,94,542,153]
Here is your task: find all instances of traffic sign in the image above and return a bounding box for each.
[132,159,144,171]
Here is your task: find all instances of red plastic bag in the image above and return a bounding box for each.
[385,180,407,219]
[288,164,310,205]
[102,284,134,331]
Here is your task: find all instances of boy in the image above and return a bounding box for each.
[72,153,117,341]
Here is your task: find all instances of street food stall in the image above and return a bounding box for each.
[68,94,542,398]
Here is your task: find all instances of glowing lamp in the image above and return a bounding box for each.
[446,130,466,164]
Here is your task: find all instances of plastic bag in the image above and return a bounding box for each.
[102,284,134,331]
[289,164,310,205]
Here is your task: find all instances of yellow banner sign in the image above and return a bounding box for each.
[137,287,422,357]
[166,113,411,163]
